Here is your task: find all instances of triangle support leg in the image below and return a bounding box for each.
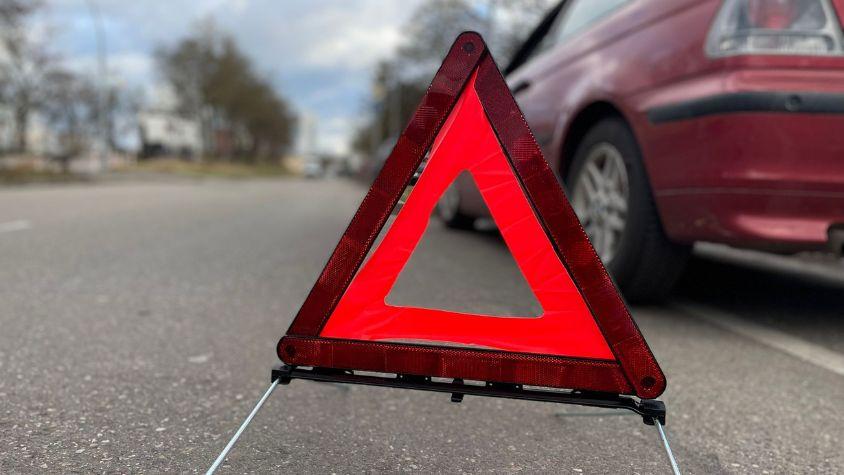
[206,378,280,474]
[654,418,682,475]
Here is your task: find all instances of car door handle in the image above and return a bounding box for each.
[511,80,531,95]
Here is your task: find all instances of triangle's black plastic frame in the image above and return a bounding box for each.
[272,364,666,426]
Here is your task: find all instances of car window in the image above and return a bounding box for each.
[549,0,630,46]
[504,1,569,74]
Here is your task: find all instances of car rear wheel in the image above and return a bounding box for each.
[567,118,690,302]
[436,183,475,229]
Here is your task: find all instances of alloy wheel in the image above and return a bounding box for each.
[571,142,630,264]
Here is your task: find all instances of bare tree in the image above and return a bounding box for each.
[104,85,142,152]
[395,0,486,77]
[392,0,554,80]
[486,0,558,61]
[352,0,555,159]
[154,20,216,152]
[156,20,294,162]
[0,0,55,154]
[40,70,97,171]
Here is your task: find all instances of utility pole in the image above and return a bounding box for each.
[370,84,382,156]
[86,0,109,172]
[390,73,401,139]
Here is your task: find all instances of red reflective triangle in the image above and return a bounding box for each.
[322,73,612,360]
[279,33,665,399]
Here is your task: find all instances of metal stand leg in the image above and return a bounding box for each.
[655,419,681,475]
[206,378,280,475]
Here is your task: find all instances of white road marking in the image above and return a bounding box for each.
[676,302,844,377]
[0,219,31,234]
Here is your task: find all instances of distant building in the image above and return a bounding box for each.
[137,111,202,159]
[291,111,357,176]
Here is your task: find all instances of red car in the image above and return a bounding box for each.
[437,0,844,301]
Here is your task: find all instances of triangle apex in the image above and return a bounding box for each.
[454,31,488,55]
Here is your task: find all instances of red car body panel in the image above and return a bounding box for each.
[460,0,844,252]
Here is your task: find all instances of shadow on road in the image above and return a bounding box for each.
[673,247,844,352]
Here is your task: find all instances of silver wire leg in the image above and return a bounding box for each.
[206,378,280,475]
[655,419,681,475]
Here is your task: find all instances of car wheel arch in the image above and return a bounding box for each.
[560,101,636,181]
[560,101,684,246]
[561,110,692,301]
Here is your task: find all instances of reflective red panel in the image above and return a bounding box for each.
[279,32,665,398]
[320,72,613,360]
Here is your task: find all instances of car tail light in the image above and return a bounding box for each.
[706,0,844,56]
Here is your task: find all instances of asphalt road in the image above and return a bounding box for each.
[1,178,842,474]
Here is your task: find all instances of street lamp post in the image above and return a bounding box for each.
[85,0,108,172]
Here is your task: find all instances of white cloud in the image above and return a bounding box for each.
[63,52,153,84]
[300,25,403,71]
[318,114,368,155]
[41,0,427,154]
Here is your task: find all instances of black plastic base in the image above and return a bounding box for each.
[272,365,665,426]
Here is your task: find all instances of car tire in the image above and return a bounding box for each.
[436,182,475,230]
[566,118,690,302]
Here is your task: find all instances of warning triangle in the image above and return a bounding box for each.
[279,32,665,399]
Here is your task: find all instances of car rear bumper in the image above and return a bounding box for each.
[657,189,844,252]
[636,70,844,251]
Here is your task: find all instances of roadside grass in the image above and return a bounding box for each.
[123,158,292,179]
[0,158,293,185]
[0,165,91,185]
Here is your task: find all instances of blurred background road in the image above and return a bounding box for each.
[1,177,842,473]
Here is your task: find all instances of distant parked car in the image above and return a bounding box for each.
[369,137,426,185]
[438,0,844,301]
[303,161,324,179]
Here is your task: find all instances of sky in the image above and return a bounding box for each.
[38,0,427,155]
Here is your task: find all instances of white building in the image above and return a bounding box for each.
[137,111,202,159]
